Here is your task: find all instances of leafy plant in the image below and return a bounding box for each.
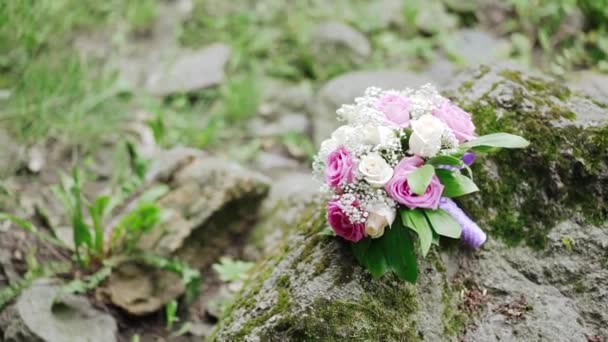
[165,300,179,330]
[51,169,117,266]
[140,254,201,303]
[0,167,202,307]
[111,202,162,254]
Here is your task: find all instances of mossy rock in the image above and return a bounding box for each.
[212,66,608,341]
[444,65,607,249]
[212,203,461,341]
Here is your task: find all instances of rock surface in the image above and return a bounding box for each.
[0,279,117,342]
[145,43,231,96]
[0,128,25,178]
[98,149,270,315]
[443,29,511,67]
[212,66,608,341]
[568,70,608,102]
[311,21,371,58]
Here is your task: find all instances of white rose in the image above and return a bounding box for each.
[365,203,396,239]
[363,124,396,146]
[331,125,354,145]
[358,153,394,187]
[409,114,447,157]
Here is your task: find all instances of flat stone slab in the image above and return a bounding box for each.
[145,43,231,96]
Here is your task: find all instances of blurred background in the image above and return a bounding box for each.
[0,0,607,340]
[1,0,607,172]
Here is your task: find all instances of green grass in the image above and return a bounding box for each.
[2,0,608,156]
[0,0,160,148]
[2,55,126,147]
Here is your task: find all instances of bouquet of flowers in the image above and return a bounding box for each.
[313,85,528,283]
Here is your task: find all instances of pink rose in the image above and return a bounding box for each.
[374,94,411,127]
[384,156,444,209]
[327,199,365,242]
[325,147,355,188]
[432,101,476,143]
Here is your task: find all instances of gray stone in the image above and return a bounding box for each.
[145,43,231,96]
[252,152,300,177]
[476,0,512,28]
[312,21,371,58]
[444,29,511,67]
[259,79,313,118]
[0,279,117,342]
[99,149,270,315]
[212,66,608,341]
[0,128,25,177]
[247,113,310,137]
[415,1,458,35]
[568,71,608,103]
[74,0,195,92]
[313,70,432,145]
[0,89,11,101]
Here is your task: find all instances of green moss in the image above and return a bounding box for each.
[313,253,332,277]
[276,274,291,289]
[456,69,608,249]
[573,279,587,293]
[268,279,420,341]
[459,80,474,93]
[441,280,468,337]
[231,287,292,341]
[499,70,571,101]
[477,65,491,78]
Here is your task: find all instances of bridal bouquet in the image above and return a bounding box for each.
[313,85,528,283]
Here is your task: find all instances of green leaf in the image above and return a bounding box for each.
[212,257,255,282]
[424,209,462,239]
[60,264,113,296]
[89,195,110,255]
[366,242,389,278]
[407,164,435,195]
[165,300,179,330]
[351,237,371,264]
[351,238,388,278]
[70,169,93,263]
[436,169,479,198]
[431,231,440,246]
[381,219,417,283]
[427,155,464,168]
[401,209,433,257]
[138,185,170,203]
[318,226,336,236]
[460,133,529,151]
[139,254,201,303]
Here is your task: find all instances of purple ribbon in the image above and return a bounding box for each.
[462,152,476,166]
[439,198,486,249]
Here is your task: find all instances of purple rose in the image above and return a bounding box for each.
[385,156,444,209]
[432,101,476,143]
[327,199,365,242]
[374,94,411,128]
[325,147,354,188]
